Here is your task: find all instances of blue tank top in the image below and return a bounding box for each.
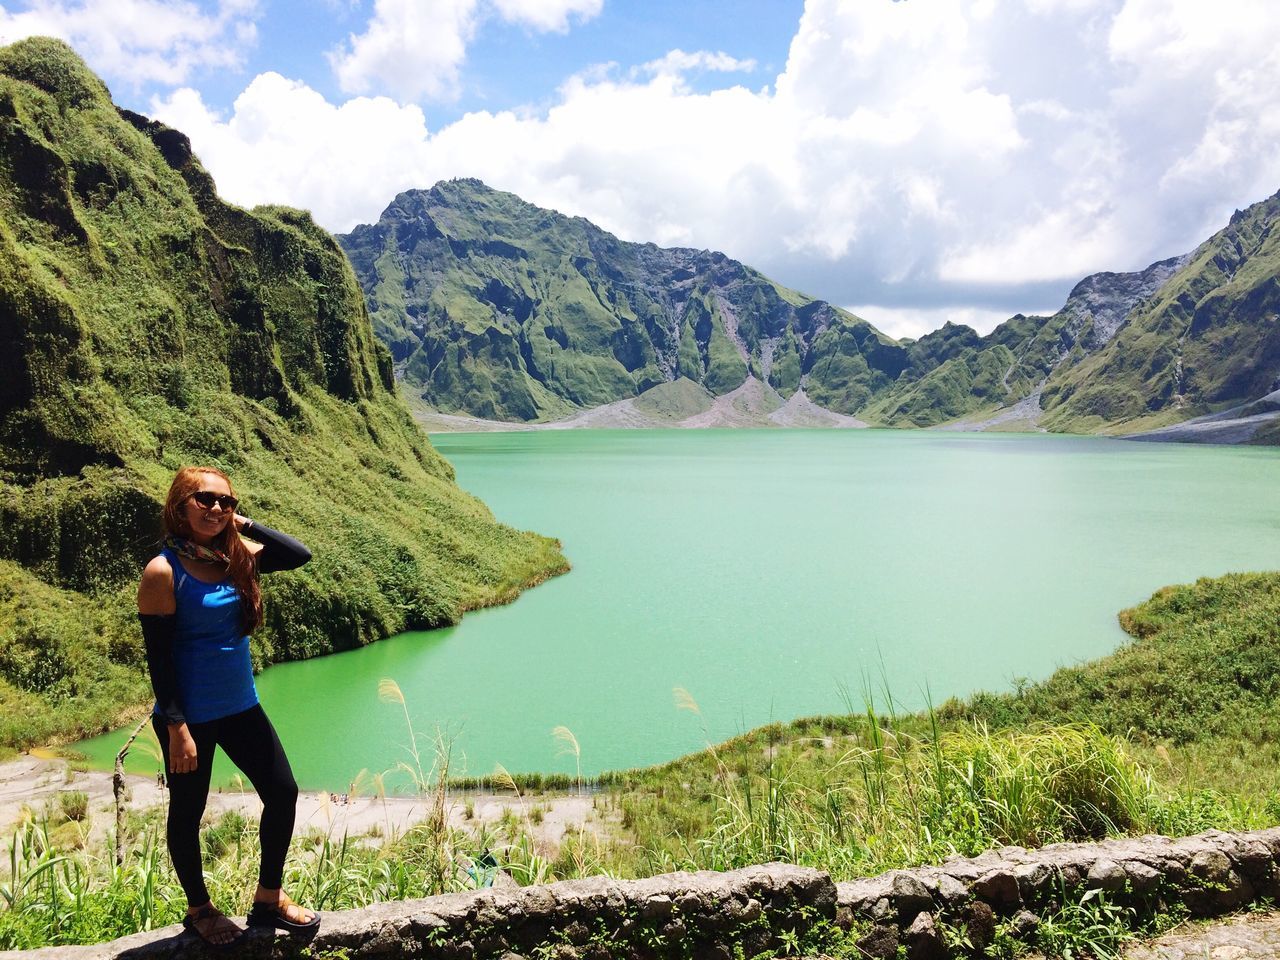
[155,546,258,724]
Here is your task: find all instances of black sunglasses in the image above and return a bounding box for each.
[190,491,239,512]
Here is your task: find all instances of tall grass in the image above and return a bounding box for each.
[0,677,558,948]
[0,818,179,950]
[599,689,1268,883]
[0,782,561,948]
[552,726,582,795]
[0,715,1259,949]
[689,708,1164,878]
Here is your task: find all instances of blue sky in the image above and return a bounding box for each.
[172,1,804,124]
[3,0,1280,340]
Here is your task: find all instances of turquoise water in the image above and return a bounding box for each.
[78,430,1280,791]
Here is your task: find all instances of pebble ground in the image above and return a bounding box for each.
[1127,913,1280,960]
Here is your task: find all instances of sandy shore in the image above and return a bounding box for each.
[0,754,600,851]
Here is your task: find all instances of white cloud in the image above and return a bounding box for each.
[330,0,603,103]
[637,49,757,79]
[330,0,479,102]
[1108,0,1275,75]
[1,0,258,81]
[156,74,433,232]
[939,199,1126,284]
[849,305,1047,342]
[489,0,601,33]
[0,0,258,88]
[1025,0,1109,12]
[152,0,1280,337]
[1108,0,1280,218]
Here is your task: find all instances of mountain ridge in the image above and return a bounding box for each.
[338,179,908,422]
[340,179,1280,442]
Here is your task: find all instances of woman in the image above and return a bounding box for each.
[137,466,318,947]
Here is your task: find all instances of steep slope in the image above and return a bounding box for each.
[869,255,1193,427]
[0,39,567,748]
[337,180,907,421]
[1041,193,1280,433]
[919,196,1280,437]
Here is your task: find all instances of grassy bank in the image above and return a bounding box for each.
[954,570,1280,798]
[3,571,1278,950]
[584,571,1280,878]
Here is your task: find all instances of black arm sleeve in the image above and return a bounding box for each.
[241,520,312,573]
[140,613,185,726]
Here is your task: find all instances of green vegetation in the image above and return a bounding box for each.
[337,180,908,421]
[2,571,1278,950]
[342,176,1280,439]
[0,802,565,949]
[863,197,1280,433]
[0,38,568,750]
[599,718,1178,879]
[586,572,1280,881]
[957,572,1280,745]
[1,29,1277,955]
[631,377,715,420]
[1042,198,1280,433]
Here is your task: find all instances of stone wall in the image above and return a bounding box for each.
[10,828,1280,960]
[837,828,1280,960]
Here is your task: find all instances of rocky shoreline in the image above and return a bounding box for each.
[408,379,1280,444]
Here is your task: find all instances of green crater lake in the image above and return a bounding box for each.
[80,430,1280,791]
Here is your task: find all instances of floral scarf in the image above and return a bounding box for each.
[163,535,229,567]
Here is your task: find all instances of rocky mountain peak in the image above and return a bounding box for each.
[1061,254,1193,349]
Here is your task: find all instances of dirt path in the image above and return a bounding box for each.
[0,755,600,850]
[1126,913,1280,960]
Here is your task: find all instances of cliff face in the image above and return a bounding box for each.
[337,180,907,421]
[0,39,566,748]
[879,195,1280,434]
[1041,192,1280,432]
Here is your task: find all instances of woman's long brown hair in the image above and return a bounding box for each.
[162,466,263,634]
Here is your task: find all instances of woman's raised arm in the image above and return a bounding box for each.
[235,517,312,573]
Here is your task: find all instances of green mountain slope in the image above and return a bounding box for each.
[337,180,907,421]
[871,194,1280,435]
[868,254,1194,427]
[342,180,1280,440]
[0,39,567,749]
[1041,193,1280,433]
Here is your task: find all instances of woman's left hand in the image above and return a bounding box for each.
[231,514,249,533]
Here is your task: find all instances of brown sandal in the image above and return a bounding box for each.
[182,905,243,949]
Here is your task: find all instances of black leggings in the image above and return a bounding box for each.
[153,704,299,907]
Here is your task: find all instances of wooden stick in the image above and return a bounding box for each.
[113,716,151,867]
